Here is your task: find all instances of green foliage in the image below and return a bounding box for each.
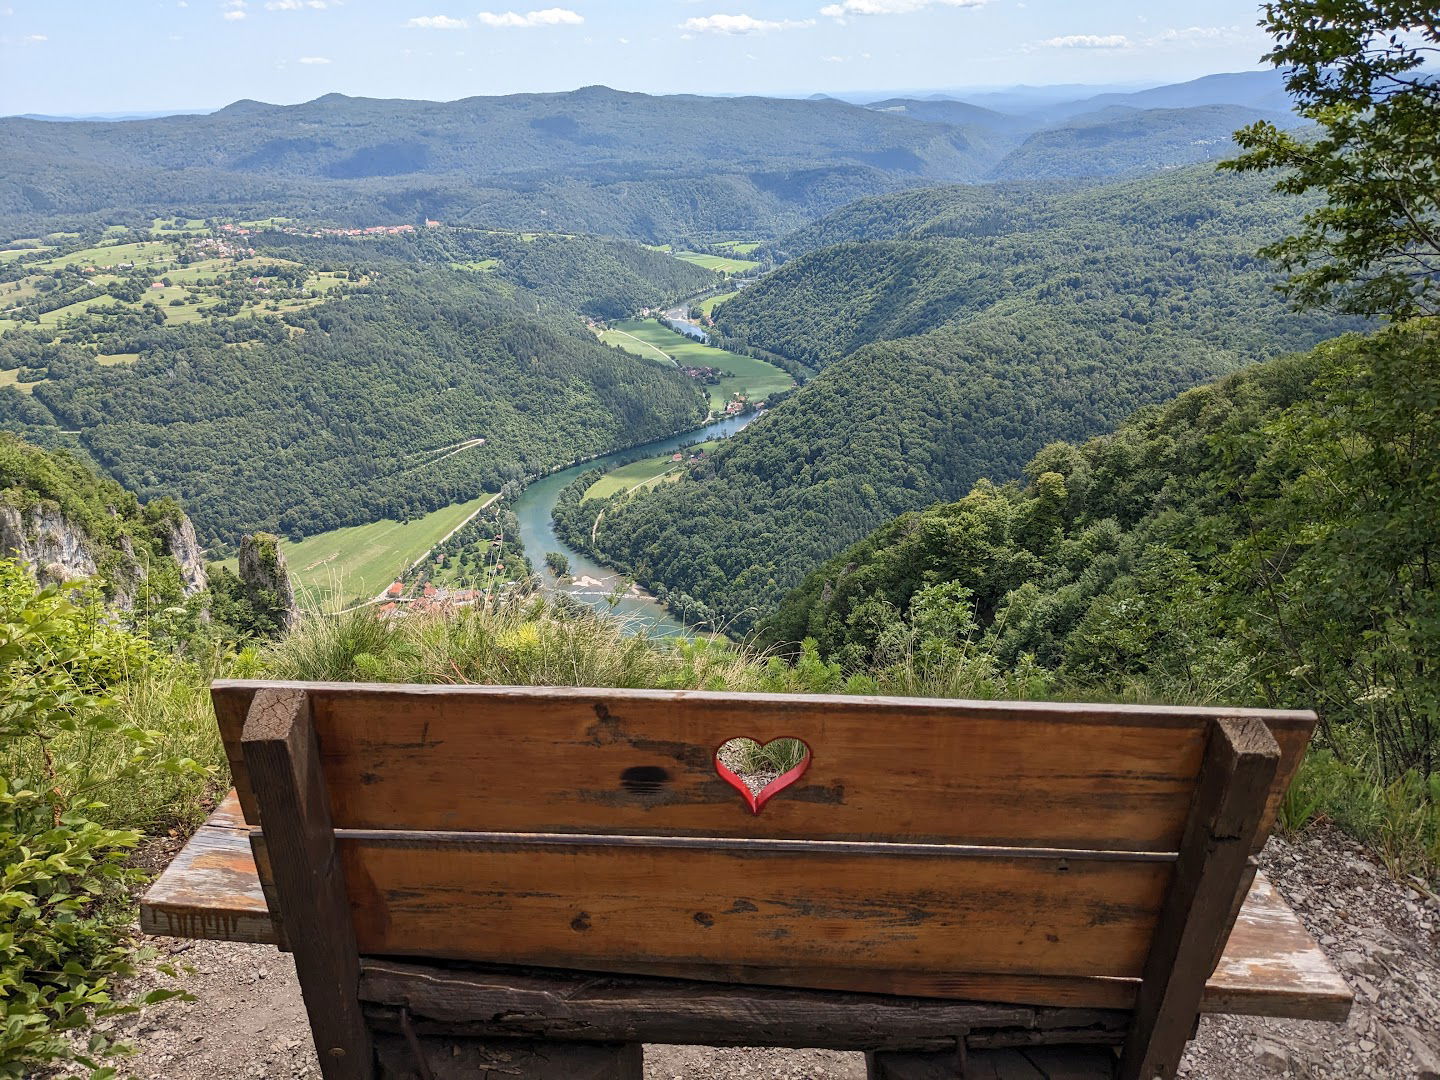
[544,551,570,577]
[0,561,197,1076]
[588,165,1361,633]
[1,265,706,544]
[762,325,1439,875]
[1223,0,1440,318]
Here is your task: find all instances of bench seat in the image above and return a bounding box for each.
[142,792,1352,1026]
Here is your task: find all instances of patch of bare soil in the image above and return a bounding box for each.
[108,827,1439,1079]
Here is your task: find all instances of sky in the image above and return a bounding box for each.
[0,0,1279,116]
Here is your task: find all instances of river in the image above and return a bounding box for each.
[511,412,757,636]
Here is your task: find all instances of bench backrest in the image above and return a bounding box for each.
[217,680,1312,1016]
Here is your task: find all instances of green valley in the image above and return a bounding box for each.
[601,318,794,412]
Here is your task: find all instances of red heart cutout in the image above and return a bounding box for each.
[714,737,812,814]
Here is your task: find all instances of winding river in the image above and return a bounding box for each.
[512,412,757,636]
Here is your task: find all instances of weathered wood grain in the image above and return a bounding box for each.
[358,960,1127,1051]
[866,1048,964,1078]
[212,682,1314,851]
[139,799,1352,1021]
[243,689,373,1080]
[1120,717,1279,1080]
[138,791,276,945]
[339,837,1172,981]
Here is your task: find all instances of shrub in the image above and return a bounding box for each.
[0,562,198,1076]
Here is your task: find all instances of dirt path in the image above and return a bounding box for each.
[108,826,1439,1079]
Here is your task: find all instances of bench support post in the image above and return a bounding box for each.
[243,688,374,1080]
[1119,716,1279,1080]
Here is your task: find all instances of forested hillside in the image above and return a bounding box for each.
[989,105,1272,181]
[249,225,716,320]
[763,323,1438,788]
[0,88,993,243]
[0,82,1303,245]
[0,236,707,543]
[579,166,1359,631]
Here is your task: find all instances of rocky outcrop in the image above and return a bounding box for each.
[164,515,209,597]
[238,532,299,631]
[0,502,100,586]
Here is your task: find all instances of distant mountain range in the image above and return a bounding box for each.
[0,71,1299,243]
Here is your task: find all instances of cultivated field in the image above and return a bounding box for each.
[583,439,721,500]
[228,493,496,609]
[697,290,738,316]
[606,319,793,412]
[673,250,760,273]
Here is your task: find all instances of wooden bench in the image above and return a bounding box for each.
[142,681,1351,1079]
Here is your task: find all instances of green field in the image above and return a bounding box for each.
[598,325,675,365]
[584,440,722,500]
[715,241,762,255]
[697,291,738,317]
[0,233,347,335]
[673,251,761,273]
[607,319,793,412]
[452,259,499,272]
[225,493,496,609]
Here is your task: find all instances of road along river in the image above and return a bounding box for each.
[511,412,756,636]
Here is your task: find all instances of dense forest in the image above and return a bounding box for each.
[248,225,716,320]
[584,164,1361,631]
[763,323,1438,790]
[0,260,707,544]
[0,81,1296,245]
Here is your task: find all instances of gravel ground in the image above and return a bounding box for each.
[104,825,1439,1079]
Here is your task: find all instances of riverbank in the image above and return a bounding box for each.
[510,411,757,635]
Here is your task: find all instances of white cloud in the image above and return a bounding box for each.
[822,54,847,62]
[267,0,337,9]
[820,0,984,18]
[476,8,583,27]
[1038,33,1130,49]
[223,9,247,18]
[681,13,814,34]
[222,0,246,15]
[298,55,331,62]
[407,13,468,27]
[22,32,45,40]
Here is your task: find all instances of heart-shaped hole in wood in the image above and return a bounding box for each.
[715,737,812,814]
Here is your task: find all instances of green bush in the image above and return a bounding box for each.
[0,562,199,1077]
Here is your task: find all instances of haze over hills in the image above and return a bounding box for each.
[0,73,1301,244]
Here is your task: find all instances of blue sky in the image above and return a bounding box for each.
[0,1,1278,115]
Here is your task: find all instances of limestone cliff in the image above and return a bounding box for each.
[0,432,208,611]
[238,532,300,632]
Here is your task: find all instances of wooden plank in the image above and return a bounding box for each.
[140,809,1351,1020]
[340,838,1172,982]
[138,792,276,945]
[1119,717,1279,1080]
[243,689,373,1080]
[1206,873,1351,1021]
[373,1034,642,1079]
[358,959,1111,1051]
[212,682,1316,851]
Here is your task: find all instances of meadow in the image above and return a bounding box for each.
[673,250,760,273]
[697,290,738,316]
[607,319,793,411]
[583,439,722,500]
[222,492,496,609]
[598,324,675,364]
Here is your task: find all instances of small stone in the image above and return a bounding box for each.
[1254,1039,1290,1072]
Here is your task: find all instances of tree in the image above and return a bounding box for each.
[1223,0,1440,318]
[544,550,570,577]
